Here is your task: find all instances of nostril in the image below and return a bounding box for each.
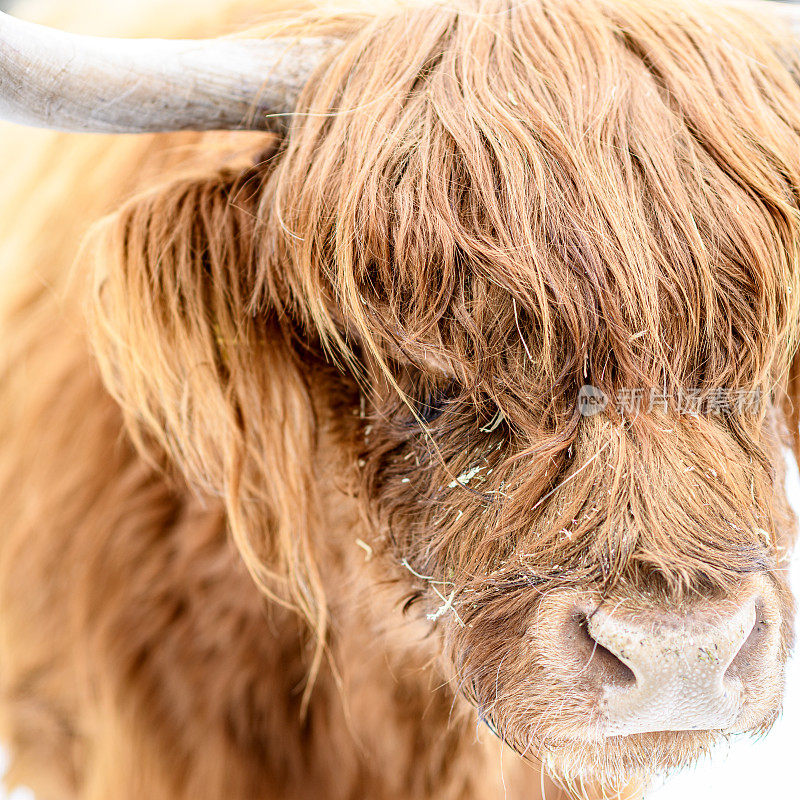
[572,611,636,689]
[724,600,767,686]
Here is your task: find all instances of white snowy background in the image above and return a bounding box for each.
[1,0,799,797]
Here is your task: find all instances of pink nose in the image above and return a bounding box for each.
[586,602,759,734]
[559,595,780,736]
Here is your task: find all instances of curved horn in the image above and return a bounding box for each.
[0,11,336,134]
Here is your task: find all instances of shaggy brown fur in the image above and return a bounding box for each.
[2,0,800,797]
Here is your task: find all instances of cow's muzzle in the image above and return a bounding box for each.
[540,577,784,737]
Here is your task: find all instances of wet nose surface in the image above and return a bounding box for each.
[585,601,758,735]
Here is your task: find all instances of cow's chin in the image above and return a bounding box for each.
[539,730,731,787]
[491,711,782,788]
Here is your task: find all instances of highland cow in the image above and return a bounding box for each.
[1,0,800,798]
